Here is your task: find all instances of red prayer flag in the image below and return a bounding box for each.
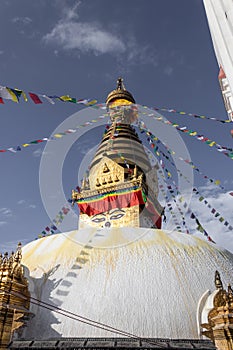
[0,97,4,104]
[29,92,42,104]
[229,192,233,196]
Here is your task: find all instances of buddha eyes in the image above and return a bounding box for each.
[110,213,125,220]
[92,217,106,223]
[91,211,125,223]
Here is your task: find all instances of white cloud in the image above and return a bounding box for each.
[0,207,12,217]
[29,204,36,209]
[44,21,126,55]
[18,199,26,205]
[0,221,7,226]
[12,16,32,25]
[43,2,158,66]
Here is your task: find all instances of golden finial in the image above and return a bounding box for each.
[14,242,22,263]
[117,77,125,90]
[215,270,223,290]
[105,78,136,106]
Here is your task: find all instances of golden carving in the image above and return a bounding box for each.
[0,243,32,349]
[201,271,233,350]
[89,157,125,190]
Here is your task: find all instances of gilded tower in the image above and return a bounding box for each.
[0,244,31,349]
[72,78,163,230]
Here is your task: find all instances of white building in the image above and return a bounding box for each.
[203,0,233,121]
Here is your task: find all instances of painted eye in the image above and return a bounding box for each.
[110,213,125,220]
[92,217,106,223]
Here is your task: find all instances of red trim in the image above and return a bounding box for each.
[78,190,145,216]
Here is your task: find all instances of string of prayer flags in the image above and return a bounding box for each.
[140,113,233,159]
[139,120,230,193]
[157,177,183,232]
[151,106,231,124]
[192,188,233,231]
[188,210,215,243]
[157,169,187,232]
[0,114,109,155]
[37,204,71,239]
[0,84,97,107]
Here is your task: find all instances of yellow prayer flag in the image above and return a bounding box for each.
[6,88,18,102]
[215,180,221,185]
[22,91,28,102]
[54,134,63,138]
[209,141,216,147]
[167,172,172,177]
[22,143,30,147]
[60,95,72,102]
[86,99,97,106]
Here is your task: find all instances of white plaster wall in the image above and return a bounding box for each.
[21,228,233,340]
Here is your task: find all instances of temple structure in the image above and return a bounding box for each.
[1,80,233,349]
[72,78,163,231]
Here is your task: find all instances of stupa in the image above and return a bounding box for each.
[1,79,233,350]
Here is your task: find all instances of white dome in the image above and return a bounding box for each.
[21,228,233,340]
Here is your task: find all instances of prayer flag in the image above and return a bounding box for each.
[0,86,13,100]
[39,94,55,104]
[60,95,75,102]
[6,88,19,102]
[208,236,215,243]
[0,97,4,104]
[29,92,42,104]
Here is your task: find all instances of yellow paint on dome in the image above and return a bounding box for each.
[109,99,133,107]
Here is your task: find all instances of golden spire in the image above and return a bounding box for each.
[106,77,136,107]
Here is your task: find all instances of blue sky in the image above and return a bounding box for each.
[0,0,232,252]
